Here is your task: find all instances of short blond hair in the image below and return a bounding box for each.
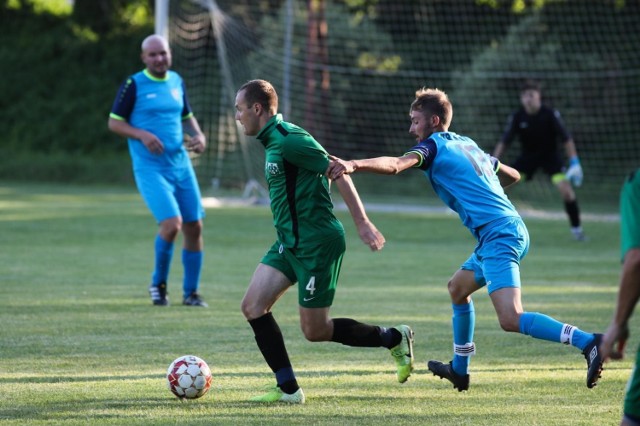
[410,88,452,128]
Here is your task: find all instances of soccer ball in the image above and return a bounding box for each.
[166,355,212,399]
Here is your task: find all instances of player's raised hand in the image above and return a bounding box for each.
[326,155,356,180]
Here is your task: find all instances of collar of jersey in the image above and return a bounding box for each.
[256,113,283,142]
[143,69,170,82]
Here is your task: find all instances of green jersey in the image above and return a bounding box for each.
[256,114,344,249]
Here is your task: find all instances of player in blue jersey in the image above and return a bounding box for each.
[493,80,586,241]
[327,87,603,391]
[600,168,640,425]
[108,34,208,307]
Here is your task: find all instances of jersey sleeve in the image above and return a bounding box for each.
[109,77,137,121]
[405,138,437,171]
[551,109,572,142]
[489,155,501,173]
[500,112,517,145]
[181,79,194,120]
[282,131,329,175]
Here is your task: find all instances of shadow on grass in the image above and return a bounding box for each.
[0,374,163,384]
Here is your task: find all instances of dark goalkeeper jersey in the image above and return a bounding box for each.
[500,105,572,157]
[256,114,344,249]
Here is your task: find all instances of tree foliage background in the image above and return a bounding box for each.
[1,0,638,199]
[0,0,154,182]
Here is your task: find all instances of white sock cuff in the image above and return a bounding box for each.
[561,324,576,345]
[454,342,476,357]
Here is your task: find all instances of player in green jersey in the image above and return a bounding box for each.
[234,79,414,404]
[600,169,640,425]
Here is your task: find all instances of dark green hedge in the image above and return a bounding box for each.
[0,6,152,182]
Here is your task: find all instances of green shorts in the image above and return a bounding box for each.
[624,344,640,419]
[260,236,346,308]
[620,169,640,261]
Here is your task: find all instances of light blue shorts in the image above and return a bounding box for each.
[461,216,530,294]
[134,166,204,223]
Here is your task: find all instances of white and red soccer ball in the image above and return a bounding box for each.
[166,355,212,399]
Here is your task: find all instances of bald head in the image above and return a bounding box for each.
[141,34,169,52]
[140,34,172,78]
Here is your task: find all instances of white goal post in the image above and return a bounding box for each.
[155,0,269,201]
[154,0,169,39]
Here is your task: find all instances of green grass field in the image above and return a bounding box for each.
[0,182,633,425]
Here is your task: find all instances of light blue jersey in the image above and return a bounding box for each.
[409,133,596,380]
[110,69,193,170]
[407,131,528,294]
[407,132,520,237]
[109,69,203,224]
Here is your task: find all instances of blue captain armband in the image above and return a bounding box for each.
[404,149,425,169]
[405,140,436,171]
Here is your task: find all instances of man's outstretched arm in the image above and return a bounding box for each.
[326,154,420,180]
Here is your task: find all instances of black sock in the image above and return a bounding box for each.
[248,313,299,393]
[381,327,402,349]
[564,199,581,228]
[331,318,392,347]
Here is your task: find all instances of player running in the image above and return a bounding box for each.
[235,79,414,404]
[600,168,640,425]
[327,87,603,391]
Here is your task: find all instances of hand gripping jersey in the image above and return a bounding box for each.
[256,114,344,249]
[406,132,521,236]
[109,69,195,170]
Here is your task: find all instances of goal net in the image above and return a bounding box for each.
[165,0,640,206]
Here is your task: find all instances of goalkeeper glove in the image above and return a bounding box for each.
[565,156,583,187]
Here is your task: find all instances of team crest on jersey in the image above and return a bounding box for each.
[266,162,280,176]
[171,88,181,101]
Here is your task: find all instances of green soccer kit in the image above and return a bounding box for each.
[257,114,344,248]
[620,168,640,261]
[621,169,640,420]
[256,114,346,307]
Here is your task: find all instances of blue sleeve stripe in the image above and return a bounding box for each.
[181,79,194,117]
[110,76,137,120]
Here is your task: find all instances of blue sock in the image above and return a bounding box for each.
[451,301,475,376]
[152,235,173,286]
[275,366,299,394]
[519,312,593,351]
[275,366,296,387]
[182,249,203,298]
